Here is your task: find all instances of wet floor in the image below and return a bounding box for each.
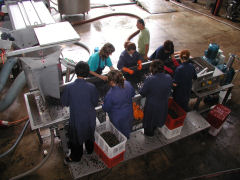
[1,0,240,179]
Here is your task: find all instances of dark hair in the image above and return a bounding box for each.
[137,19,145,26]
[150,60,164,75]
[163,40,174,52]
[75,61,89,77]
[180,50,190,61]
[99,43,115,60]
[107,70,124,88]
[125,42,136,51]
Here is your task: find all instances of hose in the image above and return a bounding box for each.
[10,128,55,180]
[170,0,240,31]
[71,13,141,26]
[0,71,26,112]
[0,119,29,159]
[91,2,137,9]
[0,57,18,93]
[0,116,29,126]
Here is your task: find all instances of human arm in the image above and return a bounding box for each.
[91,86,99,107]
[144,44,149,60]
[137,60,142,70]
[89,70,108,81]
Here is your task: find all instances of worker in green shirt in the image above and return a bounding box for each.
[136,19,150,61]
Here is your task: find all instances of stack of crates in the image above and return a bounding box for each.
[94,120,127,168]
[159,98,187,139]
[207,104,231,136]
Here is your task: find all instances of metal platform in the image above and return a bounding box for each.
[67,111,210,179]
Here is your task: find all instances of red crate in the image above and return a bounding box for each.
[165,98,187,130]
[94,142,125,168]
[207,104,231,129]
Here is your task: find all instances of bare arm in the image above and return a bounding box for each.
[144,44,149,60]
[89,71,108,81]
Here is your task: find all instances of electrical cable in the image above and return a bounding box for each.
[10,128,55,180]
[50,0,58,6]
[170,0,240,31]
[185,167,240,179]
[0,119,29,159]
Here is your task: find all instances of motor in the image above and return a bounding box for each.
[226,0,240,21]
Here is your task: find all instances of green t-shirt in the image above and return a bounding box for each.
[138,28,150,55]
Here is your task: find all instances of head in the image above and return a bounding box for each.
[150,60,164,75]
[99,42,115,60]
[107,70,124,88]
[125,41,136,56]
[136,19,145,30]
[163,40,174,54]
[180,50,190,63]
[75,61,89,78]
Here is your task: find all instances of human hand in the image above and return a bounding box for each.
[100,75,108,81]
[137,60,142,70]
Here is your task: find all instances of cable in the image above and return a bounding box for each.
[185,167,240,179]
[71,13,141,26]
[10,128,55,180]
[0,119,30,159]
[50,0,57,6]
[170,0,240,31]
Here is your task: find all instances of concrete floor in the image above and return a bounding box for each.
[1,0,240,179]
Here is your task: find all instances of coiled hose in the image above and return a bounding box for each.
[0,119,29,159]
[10,128,55,180]
[0,71,26,112]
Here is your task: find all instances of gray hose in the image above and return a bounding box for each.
[0,119,29,159]
[170,0,240,31]
[0,71,26,112]
[0,58,18,93]
[10,129,55,180]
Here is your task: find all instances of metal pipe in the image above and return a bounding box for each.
[170,0,240,31]
[10,128,55,180]
[0,57,18,93]
[0,119,30,159]
[91,2,137,9]
[0,71,26,112]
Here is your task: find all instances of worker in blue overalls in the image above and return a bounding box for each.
[150,40,180,75]
[140,60,172,136]
[102,70,135,139]
[88,43,115,81]
[173,50,197,112]
[61,61,99,162]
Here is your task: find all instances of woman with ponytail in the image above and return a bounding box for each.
[102,70,135,138]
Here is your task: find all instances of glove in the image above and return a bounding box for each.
[122,67,134,75]
[137,60,142,70]
[172,57,180,67]
[164,66,173,74]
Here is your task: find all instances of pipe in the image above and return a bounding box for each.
[71,13,141,26]
[0,57,18,93]
[10,128,55,180]
[0,71,26,112]
[169,0,240,31]
[0,119,30,159]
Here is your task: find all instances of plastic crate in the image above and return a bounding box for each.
[159,125,183,139]
[165,98,187,130]
[207,104,231,129]
[94,142,125,168]
[94,121,127,167]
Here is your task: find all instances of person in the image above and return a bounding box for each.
[88,42,115,81]
[61,61,99,162]
[150,40,179,75]
[173,50,197,112]
[117,41,142,75]
[139,60,172,136]
[136,19,150,61]
[102,70,135,139]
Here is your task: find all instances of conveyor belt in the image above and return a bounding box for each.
[67,111,210,179]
